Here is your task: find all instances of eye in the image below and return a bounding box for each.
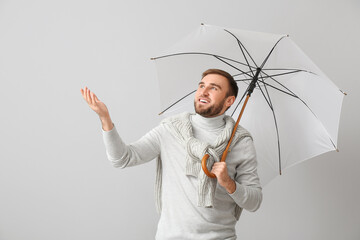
[211,87,217,90]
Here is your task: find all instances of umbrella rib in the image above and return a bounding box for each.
[235,77,299,99]
[214,56,254,78]
[256,81,273,110]
[230,85,251,118]
[262,68,316,75]
[152,52,253,70]
[257,80,298,98]
[237,40,255,77]
[259,72,273,109]
[233,70,254,78]
[223,29,259,71]
[235,69,313,98]
[159,89,197,115]
[261,71,300,97]
[235,69,304,82]
[262,71,338,150]
[260,35,288,69]
[257,74,282,175]
[213,55,257,70]
[154,51,257,79]
[235,79,253,82]
[259,70,303,79]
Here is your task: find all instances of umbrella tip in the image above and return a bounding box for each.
[158,112,163,116]
[340,90,347,95]
[201,23,204,25]
[336,148,340,152]
[150,57,155,60]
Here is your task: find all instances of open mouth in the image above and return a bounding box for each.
[199,98,210,104]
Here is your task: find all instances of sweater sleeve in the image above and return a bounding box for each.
[228,137,263,212]
[101,123,161,168]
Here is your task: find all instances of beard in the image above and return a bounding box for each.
[194,97,227,117]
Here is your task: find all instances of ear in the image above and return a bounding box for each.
[225,96,236,108]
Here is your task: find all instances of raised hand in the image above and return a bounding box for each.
[80,86,109,118]
[81,86,113,131]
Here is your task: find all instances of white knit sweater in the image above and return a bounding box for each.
[102,112,262,240]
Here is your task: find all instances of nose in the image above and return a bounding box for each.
[201,87,210,96]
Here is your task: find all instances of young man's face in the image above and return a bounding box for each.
[194,74,235,118]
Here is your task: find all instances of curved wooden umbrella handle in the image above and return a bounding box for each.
[201,154,216,178]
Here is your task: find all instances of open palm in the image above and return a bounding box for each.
[80,86,109,118]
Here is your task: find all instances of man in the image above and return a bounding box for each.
[81,69,262,240]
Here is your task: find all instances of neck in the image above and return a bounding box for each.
[191,113,226,130]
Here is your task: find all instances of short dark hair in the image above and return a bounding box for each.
[201,69,238,98]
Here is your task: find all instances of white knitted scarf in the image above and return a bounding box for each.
[155,112,252,220]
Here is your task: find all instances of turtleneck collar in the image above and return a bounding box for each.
[190,113,226,130]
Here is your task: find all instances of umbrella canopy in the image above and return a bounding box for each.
[151,24,345,186]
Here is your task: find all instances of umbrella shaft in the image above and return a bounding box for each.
[248,67,262,95]
[220,94,251,162]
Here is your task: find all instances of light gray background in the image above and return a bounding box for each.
[0,0,359,239]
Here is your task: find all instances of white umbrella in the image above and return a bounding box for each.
[151,24,345,186]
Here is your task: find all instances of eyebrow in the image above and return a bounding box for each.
[198,81,222,90]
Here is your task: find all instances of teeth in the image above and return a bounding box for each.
[200,99,208,103]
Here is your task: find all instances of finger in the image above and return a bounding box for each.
[211,164,226,174]
[85,87,89,103]
[212,162,225,168]
[215,162,226,166]
[211,165,220,172]
[212,162,220,167]
[211,164,218,170]
[211,167,222,173]
[90,91,95,105]
[86,88,91,104]
[81,88,87,101]
[92,92,99,102]
[210,169,220,178]
[214,163,227,170]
